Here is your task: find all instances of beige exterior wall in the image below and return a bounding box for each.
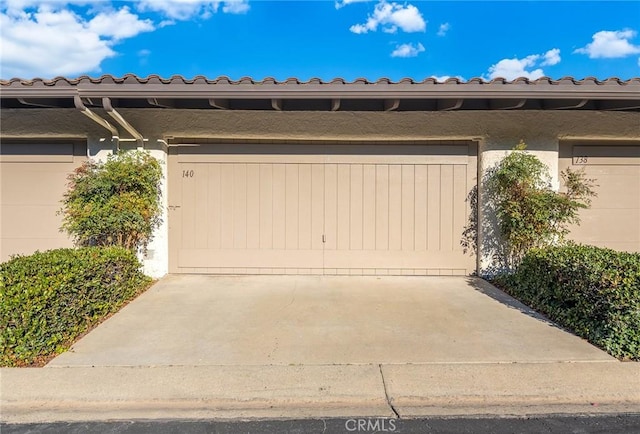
[2,108,639,276]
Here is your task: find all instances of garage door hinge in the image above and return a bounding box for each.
[168,205,181,210]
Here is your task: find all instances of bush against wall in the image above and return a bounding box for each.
[0,247,152,367]
[60,150,163,252]
[462,141,596,273]
[496,245,640,360]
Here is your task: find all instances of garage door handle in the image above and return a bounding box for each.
[322,235,326,243]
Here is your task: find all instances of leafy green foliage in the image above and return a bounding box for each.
[0,247,151,367]
[60,150,163,251]
[495,245,640,360]
[484,141,596,270]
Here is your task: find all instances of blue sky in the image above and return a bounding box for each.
[1,1,640,81]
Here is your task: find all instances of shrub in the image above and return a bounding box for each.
[496,245,640,360]
[463,141,596,273]
[59,150,163,252]
[0,247,152,367]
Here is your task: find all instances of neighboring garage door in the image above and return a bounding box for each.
[0,141,86,262]
[559,141,640,253]
[168,141,477,275]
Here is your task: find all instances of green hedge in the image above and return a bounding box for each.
[0,247,151,367]
[496,245,640,360]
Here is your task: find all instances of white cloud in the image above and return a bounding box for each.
[335,0,369,9]
[0,6,153,78]
[137,0,249,20]
[574,29,640,58]
[487,55,544,80]
[430,75,465,82]
[3,0,83,15]
[390,42,424,58]
[88,7,154,40]
[437,22,449,37]
[486,48,561,80]
[350,0,426,34]
[541,48,561,66]
[222,0,249,14]
[0,0,252,78]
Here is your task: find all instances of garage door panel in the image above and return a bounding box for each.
[1,141,86,262]
[375,165,389,250]
[207,164,222,249]
[298,164,313,250]
[179,249,323,269]
[1,239,71,259]
[586,173,640,209]
[284,164,298,250]
[388,165,402,251]
[414,165,428,251]
[572,145,640,165]
[440,165,455,251]
[401,165,415,251]
[0,142,75,163]
[233,164,248,249]
[324,164,338,250]
[194,164,209,250]
[568,209,639,243]
[246,164,261,249]
[218,164,234,249]
[259,164,273,249]
[311,164,325,250]
[362,165,376,250]
[590,242,640,253]
[272,164,287,249]
[336,164,350,250]
[427,166,441,251]
[453,165,468,252]
[577,166,639,176]
[170,142,477,274]
[1,168,72,204]
[560,142,639,253]
[1,205,65,238]
[324,250,473,270]
[349,165,364,250]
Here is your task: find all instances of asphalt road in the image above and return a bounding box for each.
[3,414,640,434]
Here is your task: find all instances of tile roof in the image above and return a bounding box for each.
[2,75,639,112]
[2,74,639,87]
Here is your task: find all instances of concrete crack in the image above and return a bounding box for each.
[379,364,400,419]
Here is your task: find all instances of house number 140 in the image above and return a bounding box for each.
[182,170,194,178]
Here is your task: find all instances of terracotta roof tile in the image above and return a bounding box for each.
[2,74,639,87]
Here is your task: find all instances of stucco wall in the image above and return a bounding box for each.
[86,139,169,278]
[2,108,639,276]
[5,108,637,141]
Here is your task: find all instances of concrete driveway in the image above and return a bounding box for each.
[48,275,612,367]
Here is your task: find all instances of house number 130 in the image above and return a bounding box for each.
[182,170,194,178]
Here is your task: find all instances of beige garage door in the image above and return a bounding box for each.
[559,141,640,253]
[168,141,477,275]
[0,141,86,262]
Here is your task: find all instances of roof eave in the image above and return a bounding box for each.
[2,87,639,100]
